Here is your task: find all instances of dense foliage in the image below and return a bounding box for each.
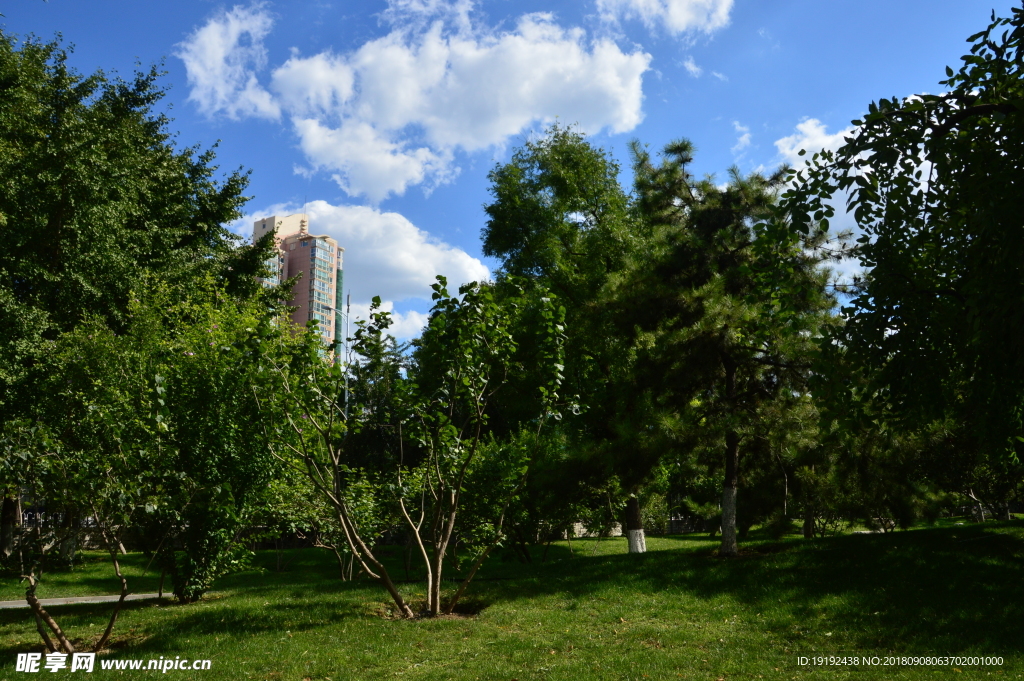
[0,31,292,649]
[783,7,1024,519]
[2,4,1022,653]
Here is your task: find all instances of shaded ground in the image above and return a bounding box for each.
[0,593,163,609]
[0,521,1019,680]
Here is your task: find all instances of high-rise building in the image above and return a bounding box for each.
[254,214,345,357]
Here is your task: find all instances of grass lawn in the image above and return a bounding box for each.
[0,521,1020,680]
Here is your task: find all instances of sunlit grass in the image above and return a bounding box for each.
[0,521,1021,680]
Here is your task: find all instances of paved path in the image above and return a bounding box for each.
[0,594,163,610]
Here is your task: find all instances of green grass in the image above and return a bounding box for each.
[0,521,1021,680]
[0,552,164,602]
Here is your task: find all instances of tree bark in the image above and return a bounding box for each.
[328,545,348,581]
[426,492,459,617]
[803,508,815,538]
[625,495,646,554]
[512,526,533,563]
[94,535,129,652]
[443,543,495,615]
[1,495,19,558]
[25,575,75,654]
[58,511,79,564]
[334,505,415,618]
[720,360,739,557]
[33,610,56,653]
[428,548,442,616]
[803,464,816,538]
[720,428,740,557]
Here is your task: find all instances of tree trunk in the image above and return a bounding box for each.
[443,543,495,615]
[427,495,459,617]
[1,495,19,558]
[25,575,75,654]
[803,508,815,538]
[720,428,739,557]
[513,526,533,563]
[625,495,646,554]
[428,548,443,616]
[33,610,56,653]
[775,453,788,517]
[334,506,415,618]
[329,545,348,580]
[719,359,739,557]
[58,511,78,564]
[94,530,129,652]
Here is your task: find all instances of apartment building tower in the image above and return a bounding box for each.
[254,213,344,357]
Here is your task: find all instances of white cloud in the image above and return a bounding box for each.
[382,0,474,31]
[305,200,489,304]
[181,4,651,203]
[175,3,280,120]
[270,51,354,118]
[711,70,727,81]
[774,118,863,287]
[598,0,733,36]
[243,199,490,338]
[773,118,854,166]
[293,118,455,203]
[682,56,702,77]
[347,301,431,342]
[731,120,750,154]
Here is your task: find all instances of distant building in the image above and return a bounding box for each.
[254,214,344,357]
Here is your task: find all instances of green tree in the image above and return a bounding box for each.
[17,311,167,653]
[266,280,564,617]
[0,32,268,560]
[0,35,257,335]
[614,141,834,556]
[784,8,1024,468]
[118,277,303,604]
[482,125,658,553]
[12,277,299,658]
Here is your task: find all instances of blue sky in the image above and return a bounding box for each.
[4,0,1015,337]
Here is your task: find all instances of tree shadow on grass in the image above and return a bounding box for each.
[0,598,179,657]
[5,525,1019,659]
[0,590,373,658]
[473,522,1024,655]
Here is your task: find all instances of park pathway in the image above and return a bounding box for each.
[0,594,162,609]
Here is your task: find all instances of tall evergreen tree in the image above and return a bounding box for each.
[614,140,834,556]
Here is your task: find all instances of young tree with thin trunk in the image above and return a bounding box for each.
[265,279,565,617]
